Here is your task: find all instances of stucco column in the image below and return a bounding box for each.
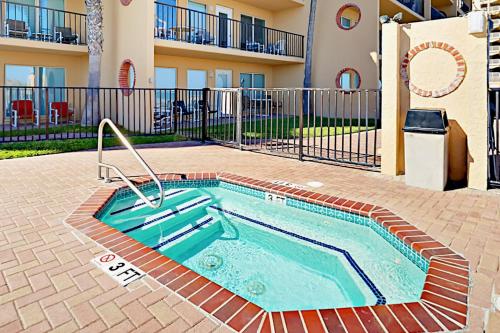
[381,22,403,176]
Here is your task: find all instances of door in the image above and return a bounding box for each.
[188,1,206,42]
[38,67,65,116]
[155,67,177,107]
[215,70,232,116]
[39,0,64,34]
[216,5,232,48]
[240,15,253,50]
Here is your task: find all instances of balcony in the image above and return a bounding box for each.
[397,0,424,17]
[154,2,304,63]
[0,0,87,51]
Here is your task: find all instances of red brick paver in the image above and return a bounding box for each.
[0,143,499,332]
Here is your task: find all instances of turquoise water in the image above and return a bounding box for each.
[99,183,426,311]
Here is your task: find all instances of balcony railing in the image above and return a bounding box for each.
[397,0,424,17]
[0,0,86,45]
[154,2,304,58]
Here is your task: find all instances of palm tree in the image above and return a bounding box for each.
[81,0,103,126]
[303,0,317,115]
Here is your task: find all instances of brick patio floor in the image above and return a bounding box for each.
[0,143,499,332]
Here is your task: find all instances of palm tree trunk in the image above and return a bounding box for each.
[303,0,317,115]
[81,0,103,127]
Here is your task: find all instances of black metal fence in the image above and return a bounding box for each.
[0,86,381,170]
[489,90,500,188]
[0,0,86,45]
[204,88,381,169]
[155,1,304,58]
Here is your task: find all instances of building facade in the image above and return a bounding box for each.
[0,0,471,125]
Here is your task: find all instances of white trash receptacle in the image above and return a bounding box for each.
[403,109,449,191]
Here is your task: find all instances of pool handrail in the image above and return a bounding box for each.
[97,118,164,209]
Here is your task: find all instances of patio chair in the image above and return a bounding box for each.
[49,102,74,125]
[54,27,79,44]
[194,30,214,45]
[4,19,30,39]
[153,102,172,130]
[198,100,218,115]
[10,100,39,128]
[275,39,286,55]
[246,41,264,53]
[173,100,193,118]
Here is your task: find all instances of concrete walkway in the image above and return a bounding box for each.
[0,143,498,332]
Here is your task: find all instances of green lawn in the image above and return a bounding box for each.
[0,124,135,138]
[0,134,185,160]
[208,116,376,139]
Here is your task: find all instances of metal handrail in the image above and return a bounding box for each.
[97,119,164,209]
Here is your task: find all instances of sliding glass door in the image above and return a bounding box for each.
[39,0,65,34]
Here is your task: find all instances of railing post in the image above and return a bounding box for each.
[201,87,209,142]
[173,88,178,134]
[299,89,304,161]
[236,88,243,149]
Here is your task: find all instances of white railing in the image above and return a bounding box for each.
[97,119,164,209]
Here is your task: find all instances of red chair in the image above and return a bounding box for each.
[11,100,39,128]
[49,102,74,125]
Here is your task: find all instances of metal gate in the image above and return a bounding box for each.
[204,88,381,170]
[489,90,500,188]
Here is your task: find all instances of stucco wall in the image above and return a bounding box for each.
[381,17,488,190]
[273,0,379,90]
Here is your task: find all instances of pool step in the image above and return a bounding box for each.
[153,215,219,251]
[110,189,192,215]
[122,195,212,234]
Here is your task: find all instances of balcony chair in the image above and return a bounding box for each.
[10,100,39,128]
[54,27,79,44]
[268,40,286,55]
[193,30,214,45]
[4,19,30,39]
[245,40,264,53]
[49,102,74,125]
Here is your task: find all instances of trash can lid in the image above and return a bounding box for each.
[403,109,449,134]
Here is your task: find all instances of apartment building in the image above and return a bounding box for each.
[0,0,470,124]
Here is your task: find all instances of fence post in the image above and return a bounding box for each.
[202,88,209,142]
[299,89,304,161]
[236,89,243,149]
[44,88,49,140]
[173,89,178,134]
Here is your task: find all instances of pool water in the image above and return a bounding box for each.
[99,182,426,312]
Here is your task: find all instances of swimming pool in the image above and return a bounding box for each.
[97,179,427,312]
[68,173,470,332]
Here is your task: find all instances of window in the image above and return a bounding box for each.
[188,1,206,37]
[336,68,361,91]
[4,64,66,116]
[340,17,351,29]
[155,67,177,89]
[336,4,361,30]
[187,69,207,89]
[155,67,177,107]
[240,73,265,98]
[156,0,177,33]
[40,0,65,33]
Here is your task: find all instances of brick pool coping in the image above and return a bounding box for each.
[65,172,470,333]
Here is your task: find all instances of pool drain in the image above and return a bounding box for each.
[199,254,223,271]
[246,280,266,296]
